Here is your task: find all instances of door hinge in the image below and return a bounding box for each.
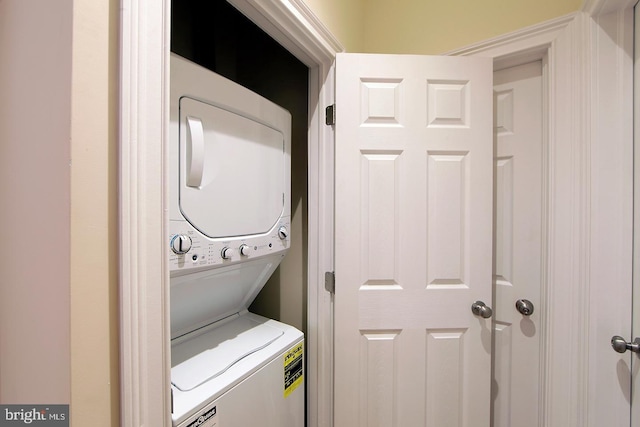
[325,271,335,294]
[325,104,336,126]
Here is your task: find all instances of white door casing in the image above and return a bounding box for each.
[586,6,634,427]
[493,61,544,427]
[334,53,493,427]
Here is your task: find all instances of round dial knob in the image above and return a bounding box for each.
[170,234,192,255]
[221,247,234,259]
[278,226,289,240]
[239,244,250,256]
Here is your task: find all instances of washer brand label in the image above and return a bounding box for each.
[186,406,217,427]
[187,406,218,427]
[0,405,68,426]
[284,342,304,398]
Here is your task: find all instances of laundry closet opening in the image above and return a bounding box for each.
[171,0,310,338]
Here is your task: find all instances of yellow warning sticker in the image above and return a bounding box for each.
[284,342,304,398]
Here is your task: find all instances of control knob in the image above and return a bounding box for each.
[170,234,192,255]
[278,226,289,240]
[239,244,250,256]
[221,247,234,260]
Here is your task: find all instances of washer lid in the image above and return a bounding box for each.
[171,314,285,391]
[179,96,286,238]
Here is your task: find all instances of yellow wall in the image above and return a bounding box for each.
[69,0,120,426]
[303,0,367,51]
[304,0,582,54]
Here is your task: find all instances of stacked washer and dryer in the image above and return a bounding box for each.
[169,54,304,427]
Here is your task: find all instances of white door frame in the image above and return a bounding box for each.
[119,1,340,426]
[119,1,634,426]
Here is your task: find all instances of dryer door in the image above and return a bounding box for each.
[179,96,286,238]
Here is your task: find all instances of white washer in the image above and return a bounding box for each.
[169,54,303,427]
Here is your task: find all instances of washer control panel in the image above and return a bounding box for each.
[169,217,290,274]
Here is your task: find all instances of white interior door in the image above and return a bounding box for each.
[492,61,543,427]
[334,53,493,427]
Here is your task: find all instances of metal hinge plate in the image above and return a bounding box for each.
[325,104,336,126]
[325,271,335,294]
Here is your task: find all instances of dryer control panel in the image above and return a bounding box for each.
[169,218,290,276]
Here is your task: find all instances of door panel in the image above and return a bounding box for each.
[334,53,493,427]
[493,61,543,427]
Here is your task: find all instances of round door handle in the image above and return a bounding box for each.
[471,301,493,319]
[515,299,534,316]
[611,336,640,354]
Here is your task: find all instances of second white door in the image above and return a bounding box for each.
[492,60,543,427]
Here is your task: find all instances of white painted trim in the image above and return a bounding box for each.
[303,61,336,427]
[446,13,575,61]
[582,0,636,16]
[586,6,634,427]
[119,1,172,426]
[228,0,342,66]
[119,1,341,426]
[452,3,634,426]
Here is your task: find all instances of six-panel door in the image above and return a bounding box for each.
[334,53,493,427]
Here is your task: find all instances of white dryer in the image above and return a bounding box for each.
[169,54,304,427]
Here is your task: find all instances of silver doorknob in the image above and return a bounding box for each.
[611,336,640,354]
[515,299,534,316]
[471,301,493,319]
